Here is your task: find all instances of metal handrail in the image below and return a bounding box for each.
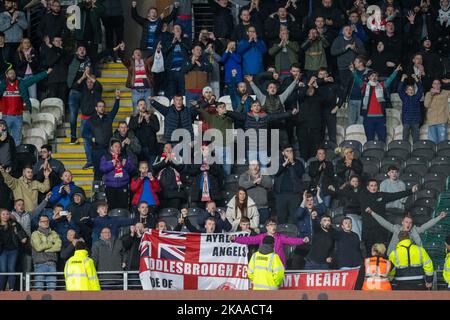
[0,273,23,291]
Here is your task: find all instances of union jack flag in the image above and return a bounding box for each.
[158,243,186,261]
[159,230,187,240]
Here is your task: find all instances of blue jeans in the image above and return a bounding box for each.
[175,18,192,40]
[214,145,232,175]
[258,208,270,227]
[68,89,82,139]
[34,263,57,291]
[20,75,37,99]
[92,148,107,180]
[132,88,153,113]
[348,100,363,125]
[80,119,93,163]
[304,260,329,271]
[363,116,387,142]
[3,115,23,146]
[428,124,448,144]
[0,249,18,290]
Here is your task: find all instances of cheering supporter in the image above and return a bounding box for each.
[226,187,260,233]
[121,223,145,288]
[191,86,218,133]
[207,0,234,41]
[362,243,392,291]
[301,27,329,78]
[195,29,224,54]
[272,144,304,224]
[367,41,398,79]
[308,147,334,207]
[221,41,242,90]
[33,145,65,189]
[265,7,301,47]
[232,9,260,43]
[91,227,125,287]
[49,204,79,247]
[0,67,51,146]
[128,99,160,165]
[31,214,62,291]
[149,95,196,144]
[237,26,267,76]
[311,0,345,32]
[74,0,105,59]
[12,38,40,99]
[101,0,124,60]
[247,235,285,290]
[85,90,121,180]
[117,42,156,110]
[0,0,28,57]
[132,201,156,230]
[190,144,224,208]
[366,208,447,255]
[0,120,16,172]
[59,229,79,269]
[397,74,423,142]
[152,143,185,209]
[334,147,363,185]
[36,0,66,43]
[100,138,136,210]
[0,208,27,291]
[424,79,450,144]
[350,63,402,143]
[303,215,335,270]
[333,216,363,269]
[41,35,68,101]
[347,55,369,125]
[232,218,309,267]
[130,161,160,210]
[91,202,134,245]
[238,160,272,226]
[228,69,253,115]
[179,208,217,233]
[196,201,231,233]
[296,190,327,239]
[48,170,82,208]
[112,121,141,168]
[0,165,51,212]
[379,166,406,210]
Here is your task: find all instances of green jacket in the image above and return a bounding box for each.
[75,1,106,44]
[268,41,299,74]
[301,37,329,71]
[0,71,49,113]
[197,108,234,146]
[31,229,62,265]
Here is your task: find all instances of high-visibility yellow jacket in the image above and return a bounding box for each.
[64,249,101,291]
[247,251,285,290]
[444,252,450,287]
[388,239,434,283]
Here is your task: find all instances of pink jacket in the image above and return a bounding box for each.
[235,232,305,266]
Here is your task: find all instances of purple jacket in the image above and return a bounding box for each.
[235,232,305,266]
[100,153,136,188]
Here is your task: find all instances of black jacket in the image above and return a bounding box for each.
[121,233,141,270]
[308,159,334,190]
[133,214,156,230]
[190,162,223,202]
[41,45,69,84]
[13,48,41,78]
[152,156,185,200]
[0,175,12,210]
[76,80,103,117]
[232,22,262,42]
[273,158,305,195]
[265,13,302,45]
[333,229,363,268]
[128,113,160,153]
[297,89,326,128]
[37,12,67,41]
[208,0,234,39]
[0,221,27,253]
[86,99,120,149]
[306,220,335,264]
[331,185,361,216]
[162,36,191,71]
[335,158,363,184]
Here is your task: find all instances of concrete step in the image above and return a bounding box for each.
[53,152,87,160]
[101,70,128,77]
[104,98,133,107]
[71,168,94,175]
[56,137,85,143]
[102,90,131,97]
[98,77,127,84]
[101,63,127,69]
[56,144,85,153]
[58,159,86,169]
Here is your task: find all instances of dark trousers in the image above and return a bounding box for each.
[363,116,387,143]
[106,186,130,210]
[101,15,124,51]
[321,110,337,143]
[403,123,420,142]
[92,148,107,180]
[338,69,354,97]
[47,83,67,102]
[160,198,183,210]
[153,72,166,95]
[275,193,301,224]
[297,126,322,161]
[394,281,426,291]
[165,70,185,100]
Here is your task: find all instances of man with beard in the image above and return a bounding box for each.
[37,0,66,42]
[304,215,335,270]
[0,0,28,57]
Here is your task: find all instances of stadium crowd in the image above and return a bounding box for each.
[0,0,449,291]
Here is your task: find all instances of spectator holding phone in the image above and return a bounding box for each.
[130,161,160,210]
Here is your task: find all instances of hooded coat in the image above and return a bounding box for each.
[226,195,260,232]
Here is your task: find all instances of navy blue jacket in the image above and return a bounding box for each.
[398,80,423,124]
[296,201,327,238]
[150,100,197,142]
[196,210,232,233]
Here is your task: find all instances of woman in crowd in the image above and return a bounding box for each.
[226,187,260,232]
[424,79,450,144]
[335,147,363,185]
[13,38,40,99]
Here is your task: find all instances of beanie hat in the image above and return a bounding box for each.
[262,235,275,245]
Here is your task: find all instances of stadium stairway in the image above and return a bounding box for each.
[51,63,132,198]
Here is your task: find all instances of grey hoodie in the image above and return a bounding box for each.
[330,35,366,70]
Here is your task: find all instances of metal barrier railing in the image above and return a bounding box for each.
[24,271,141,291]
[0,273,24,291]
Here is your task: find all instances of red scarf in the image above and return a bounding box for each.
[201,157,211,202]
[112,152,123,178]
[157,153,182,186]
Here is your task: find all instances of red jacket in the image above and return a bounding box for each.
[130,177,161,206]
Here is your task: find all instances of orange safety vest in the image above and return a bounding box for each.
[362,256,392,291]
